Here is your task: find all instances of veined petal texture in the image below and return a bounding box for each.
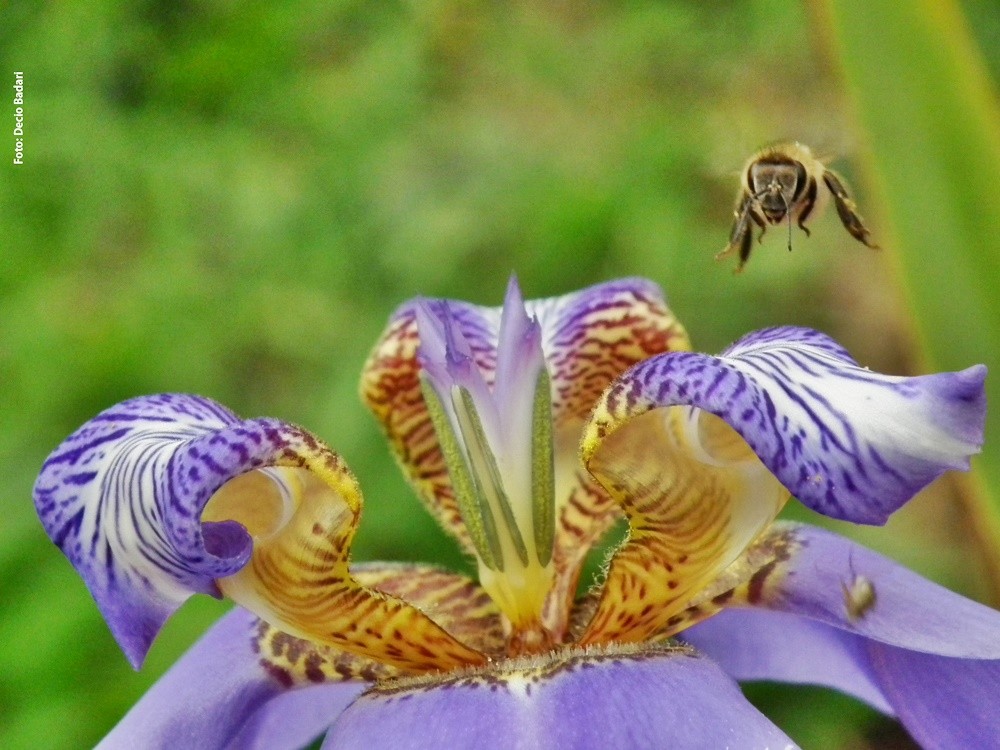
[587,326,986,525]
[33,394,357,666]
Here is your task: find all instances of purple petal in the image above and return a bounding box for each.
[96,608,364,750]
[324,646,797,749]
[594,326,985,524]
[414,297,500,395]
[868,643,1000,748]
[33,393,338,667]
[684,524,1000,745]
[493,277,542,400]
[683,609,894,714]
[415,301,498,425]
[229,682,365,750]
[747,523,1000,658]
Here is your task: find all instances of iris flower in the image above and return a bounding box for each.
[35,277,1000,749]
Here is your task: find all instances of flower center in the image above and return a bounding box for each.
[416,281,557,653]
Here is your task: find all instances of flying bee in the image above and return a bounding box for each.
[841,553,877,623]
[716,142,878,273]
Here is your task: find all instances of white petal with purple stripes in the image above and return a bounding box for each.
[721,327,986,522]
[33,394,325,666]
[593,326,986,524]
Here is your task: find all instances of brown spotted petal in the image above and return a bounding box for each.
[354,562,505,657]
[361,298,497,553]
[535,277,690,430]
[251,562,504,687]
[578,388,789,646]
[204,452,488,674]
[96,566,502,748]
[645,521,803,640]
[534,278,691,633]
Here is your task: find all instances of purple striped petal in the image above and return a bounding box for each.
[323,645,798,749]
[588,326,986,524]
[97,608,364,750]
[33,394,341,667]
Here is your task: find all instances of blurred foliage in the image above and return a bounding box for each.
[1,1,997,748]
[816,0,1000,584]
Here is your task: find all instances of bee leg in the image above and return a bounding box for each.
[736,217,754,272]
[823,170,879,249]
[795,176,818,238]
[751,210,767,244]
[716,193,754,267]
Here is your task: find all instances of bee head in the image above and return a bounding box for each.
[748,158,807,223]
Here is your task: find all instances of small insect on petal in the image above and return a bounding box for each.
[842,574,877,623]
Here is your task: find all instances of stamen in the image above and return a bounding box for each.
[452,385,530,568]
[420,375,504,570]
[531,368,555,566]
[414,288,559,652]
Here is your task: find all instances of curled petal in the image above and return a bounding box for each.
[585,326,986,525]
[97,608,365,750]
[537,278,690,632]
[323,644,797,750]
[204,463,488,673]
[33,394,308,666]
[34,394,486,672]
[580,398,789,644]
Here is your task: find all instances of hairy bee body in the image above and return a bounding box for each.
[716,142,877,272]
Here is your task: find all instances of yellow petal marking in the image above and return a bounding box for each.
[543,287,691,637]
[649,521,802,639]
[578,405,790,646]
[203,439,487,674]
[253,563,505,687]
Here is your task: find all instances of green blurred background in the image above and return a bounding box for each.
[3,1,1000,747]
